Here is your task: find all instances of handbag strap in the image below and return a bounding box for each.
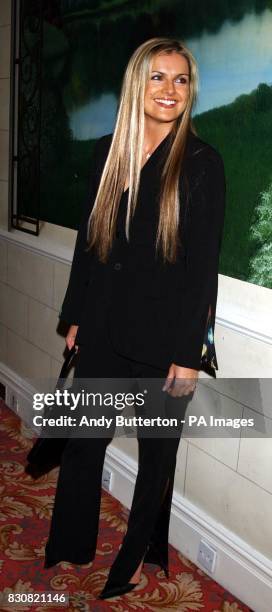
[55,345,77,391]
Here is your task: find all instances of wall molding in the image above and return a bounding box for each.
[1,227,272,346]
[0,225,76,265]
[216,315,272,346]
[217,274,272,346]
[0,360,271,612]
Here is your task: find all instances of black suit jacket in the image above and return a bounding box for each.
[59,130,226,374]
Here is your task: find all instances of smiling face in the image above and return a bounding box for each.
[144,51,190,127]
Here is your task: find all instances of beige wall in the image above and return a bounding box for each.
[0,240,71,378]
[0,0,272,565]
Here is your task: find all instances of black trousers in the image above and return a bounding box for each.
[44,315,189,583]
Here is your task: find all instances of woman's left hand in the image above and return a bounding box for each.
[163,364,199,397]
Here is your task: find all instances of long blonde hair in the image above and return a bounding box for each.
[87,37,198,263]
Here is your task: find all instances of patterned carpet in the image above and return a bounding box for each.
[0,400,253,611]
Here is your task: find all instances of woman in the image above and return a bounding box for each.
[44,38,226,600]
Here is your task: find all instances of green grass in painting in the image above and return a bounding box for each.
[194,83,272,282]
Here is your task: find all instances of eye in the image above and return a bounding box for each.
[150,74,189,84]
[176,77,189,84]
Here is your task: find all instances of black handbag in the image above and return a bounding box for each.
[25,345,77,476]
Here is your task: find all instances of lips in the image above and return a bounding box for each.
[154,98,177,108]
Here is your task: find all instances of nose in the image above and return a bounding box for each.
[163,78,176,96]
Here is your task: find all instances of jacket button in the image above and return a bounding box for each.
[114,262,122,271]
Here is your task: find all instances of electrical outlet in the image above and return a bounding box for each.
[102,468,112,491]
[197,539,217,574]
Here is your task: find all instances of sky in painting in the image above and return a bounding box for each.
[69,8,272,139]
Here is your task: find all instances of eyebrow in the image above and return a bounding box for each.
[151,70,190,77]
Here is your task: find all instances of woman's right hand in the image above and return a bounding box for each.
[66,325,79,351]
